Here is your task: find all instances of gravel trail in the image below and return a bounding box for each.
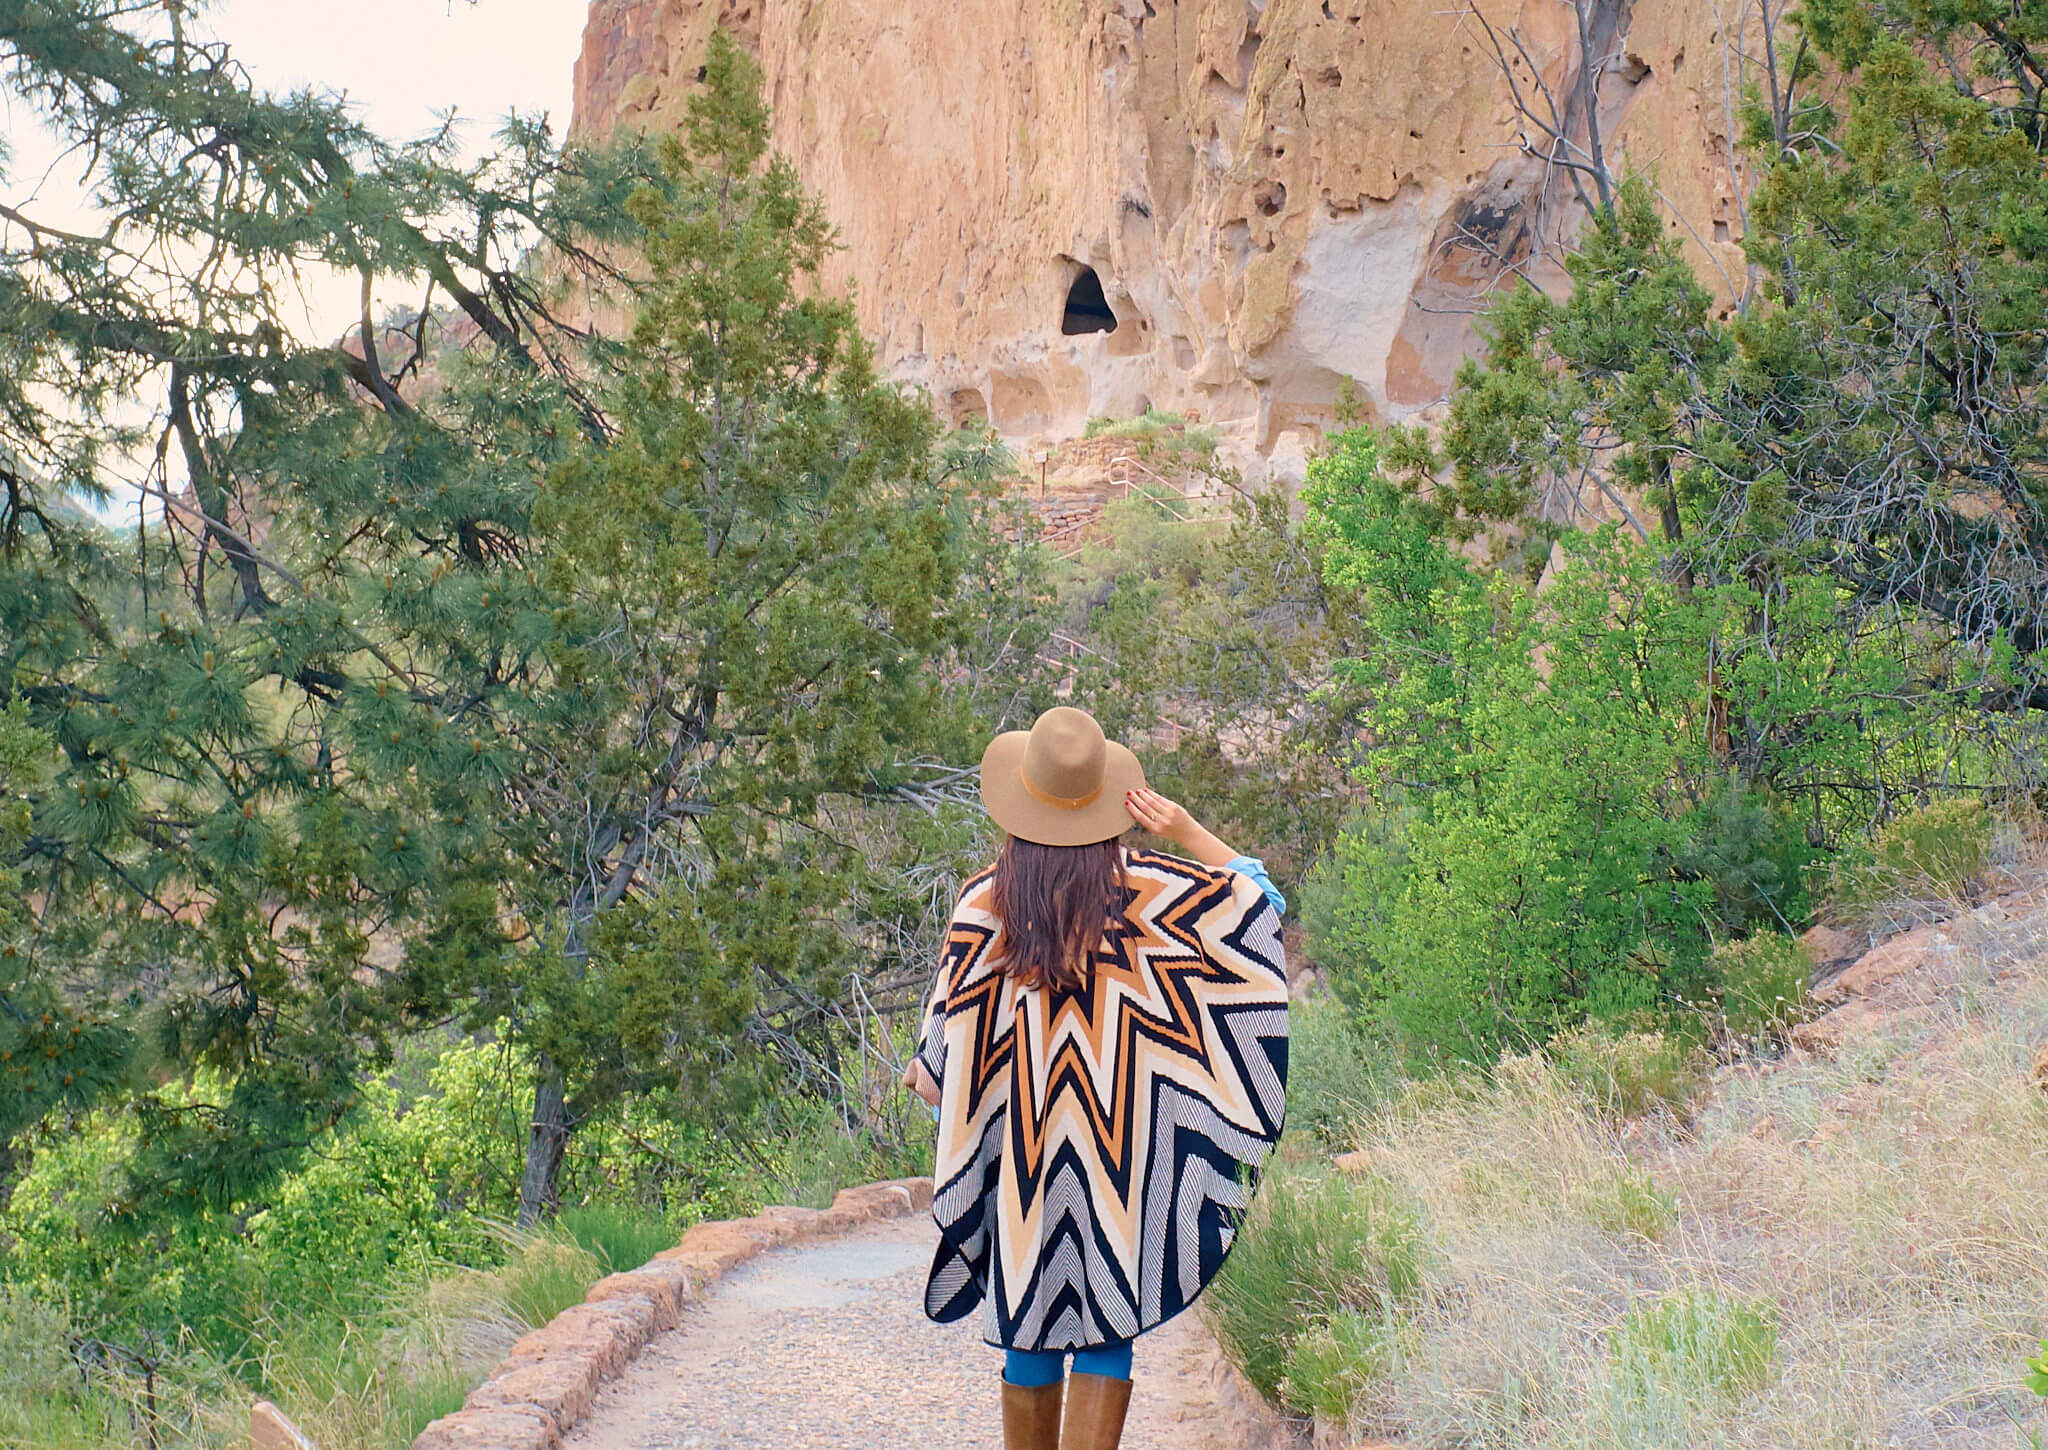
[563,1214,1267,1450]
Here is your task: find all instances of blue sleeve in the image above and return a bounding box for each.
[1224,855,1287,917]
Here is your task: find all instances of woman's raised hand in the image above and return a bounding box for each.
[1124,786,1240,869]
[1123,786,1194,843]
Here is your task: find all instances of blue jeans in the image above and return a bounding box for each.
[1002,1340,1134,1385]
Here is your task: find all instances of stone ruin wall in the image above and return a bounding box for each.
[571,0,1753,486]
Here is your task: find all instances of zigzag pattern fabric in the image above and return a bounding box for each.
[916,848,1289,1350]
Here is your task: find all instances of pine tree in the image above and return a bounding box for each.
[0,0,654,1213]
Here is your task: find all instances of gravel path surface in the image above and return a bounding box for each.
[563,1214,1267,1450]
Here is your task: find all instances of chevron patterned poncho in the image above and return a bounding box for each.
[916,848,1290,1351]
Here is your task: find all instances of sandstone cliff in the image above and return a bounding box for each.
[571,0,1751,481]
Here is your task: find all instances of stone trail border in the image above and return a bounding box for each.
[409,1178,937,1450]
[400,1175,1299,1450]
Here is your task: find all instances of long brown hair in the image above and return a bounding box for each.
[988,835,1128,990]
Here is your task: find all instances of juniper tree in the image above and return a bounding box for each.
[1409,0,2048,803]
[1713,0,2048,716]
[487,34,1002,1223]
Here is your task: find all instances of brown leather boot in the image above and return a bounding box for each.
[1001,1377,1063,1450]
[1058,1372,1132,1450]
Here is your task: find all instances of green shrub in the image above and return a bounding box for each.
[2027,1339,2048,1397]
[1208,1169,1428,1404]
[1286,1001,1395,1151]
[1610,1288,1778,1400]
[1300,431,1960,1064]
[1584,1168,1676,1241]
[1674,776,1817,934]
[1710,932,1811,1043]
[1545,1027,1704,1120]
[1826,797,1992,919]
[1280,1306,1398,1421]
[1300,473,1724,1061]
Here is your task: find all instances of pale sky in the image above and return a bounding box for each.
[2,0,591,342]
[1,1,593,513]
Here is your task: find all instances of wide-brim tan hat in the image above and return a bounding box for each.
[980,706,1147,847]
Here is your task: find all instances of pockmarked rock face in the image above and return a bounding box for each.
[571,0,1749,475]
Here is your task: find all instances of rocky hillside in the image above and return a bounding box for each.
[570,0,1752,483]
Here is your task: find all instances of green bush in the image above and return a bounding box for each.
[1280,1306,1398,1421]
[1208,1169,1428,1404]
[1301,431,1961,1062]
[1710,932,1811,1044]
[1826,797,1993,919]
[1674,776,1818,934]
[2026,1339,2048,1397]
[1301,454,1723,1060]
[247,1078,503,1326]
[1610,1288,1777,1400]
[1285,1001,1395,1151]
[1545,1027,1704,1120]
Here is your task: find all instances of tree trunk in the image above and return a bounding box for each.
[517,1062,570,1229]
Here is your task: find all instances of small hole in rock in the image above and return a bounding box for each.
[1254,180,1287,216]
[1061,266,1119,336]
[1713,220,1731,243]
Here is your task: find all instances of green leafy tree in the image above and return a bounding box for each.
[1427,177,1728,561]
[1437,0,2048,739]
[1303,433,1723,1058]
[1300,431,1914,1058]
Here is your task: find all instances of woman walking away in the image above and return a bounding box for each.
[902,706,1290,1450]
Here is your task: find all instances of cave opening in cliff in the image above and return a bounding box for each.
[1061,267,1118,335]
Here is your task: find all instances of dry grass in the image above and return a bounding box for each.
[1311,898,2048,1449]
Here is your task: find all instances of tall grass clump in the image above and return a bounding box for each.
[1207,1168,1428,1409]
[1282,1306,1403,1423]
[1609,1289,1778,1400]
[558,1204,674,1275]
[1543,1026,1705,1121]
[259,1228,607,1450]
[490,1232,604,1331]
[1082,408,1220,449]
